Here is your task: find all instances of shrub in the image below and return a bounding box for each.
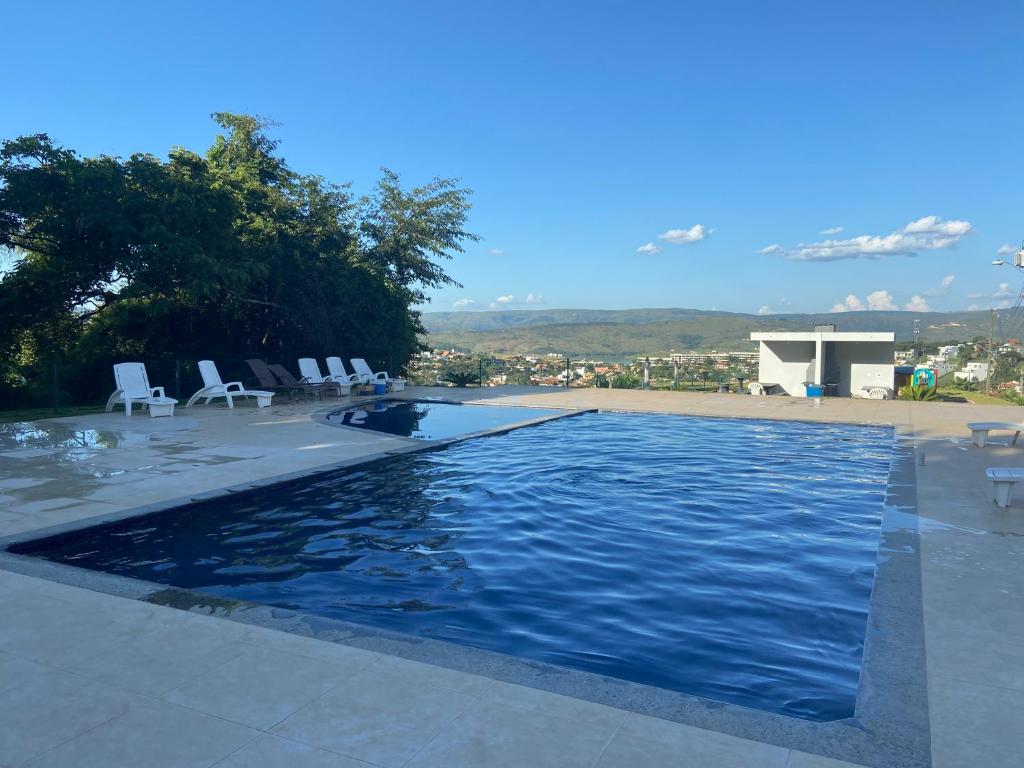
[899,383,938,401]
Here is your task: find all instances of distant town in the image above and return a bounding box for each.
[411,336,1024,401]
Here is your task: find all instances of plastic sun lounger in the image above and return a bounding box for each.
[186,360,274,408]
[105,362,178,417]
[986,467,1024,507]
[298,358,349,396]
[325,356,362,388]
[267,363,335,398]
[861,386,894,400]
[967,422,1024,448]
[748,382,781,396]
[245,359,306,400]
[350,358,407,392]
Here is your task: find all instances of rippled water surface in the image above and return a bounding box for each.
[21,412,892,720]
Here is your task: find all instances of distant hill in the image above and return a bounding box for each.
[420,308,991,360]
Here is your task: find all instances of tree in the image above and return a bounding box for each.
[0,115,477,406]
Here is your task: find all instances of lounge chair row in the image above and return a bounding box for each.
[245,357,405,399]
[106,357,405,417]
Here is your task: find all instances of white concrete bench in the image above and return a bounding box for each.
[986,467,1024,507]
[967,422,1024,448]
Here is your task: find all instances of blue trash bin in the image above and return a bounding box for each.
[373,382,387,396]
[804,383,824,397]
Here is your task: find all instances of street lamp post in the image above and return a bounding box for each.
[989,241,1024,395]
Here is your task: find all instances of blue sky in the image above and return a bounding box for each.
[4,1,1023,315]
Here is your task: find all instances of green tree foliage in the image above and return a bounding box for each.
[0,115,476,406]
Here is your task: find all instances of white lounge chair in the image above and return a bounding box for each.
[298,358,349,396]
[350,358,406,392]
[325,357,362,389]
[986,467,1024,507]
[105,363,178,417]
[861,386,894,400]
[967,422,1024,448]
[748,382,782,396]
[186,360,274,409]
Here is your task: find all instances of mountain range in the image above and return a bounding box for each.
[420,308,995,360]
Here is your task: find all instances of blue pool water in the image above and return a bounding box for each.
[17,412,892,720]
[323,399,561,440]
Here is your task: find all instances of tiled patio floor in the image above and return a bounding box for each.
[1,387,1022,767]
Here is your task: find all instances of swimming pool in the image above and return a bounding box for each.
[14,411,892,721]
[323,398,563,440]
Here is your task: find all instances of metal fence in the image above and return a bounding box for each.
[409,355,759,393]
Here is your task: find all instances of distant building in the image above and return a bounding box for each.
[924,356,956,377]
[752,328,895,398]
[955,362,989,382]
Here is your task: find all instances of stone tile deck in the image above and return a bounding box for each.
[0,387,1022,767]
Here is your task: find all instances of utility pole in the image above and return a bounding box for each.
[987,308,996,395]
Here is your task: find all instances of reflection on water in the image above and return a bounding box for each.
[324,400,561,440]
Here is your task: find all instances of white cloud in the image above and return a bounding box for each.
[968,282,1015,300]
[829,290,903,312]
[830,294,865,312]
[820,226,844,235]
[526,293,545,305]
[488,248,505,256]
[757,305,773,315]
[904,295,930,312]
[997,243,1016,256]
[923,274,955,297]
[452,298,476,309]
[659,224,712,244]
[764,215,972,262]
[759,244,785,255]
[866,290,897,311]
[636,242,662,255]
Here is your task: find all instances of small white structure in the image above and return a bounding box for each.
[938,344,962,358]
[924,357,956,378]
[752,328,895,398]
[955,362,989,382]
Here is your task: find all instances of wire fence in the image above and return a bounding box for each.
[408,355,760,394]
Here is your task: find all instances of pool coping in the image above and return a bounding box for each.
[0,412,930,768]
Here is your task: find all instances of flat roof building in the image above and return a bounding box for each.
[751,330,895,398]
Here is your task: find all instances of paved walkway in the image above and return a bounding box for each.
[1,388,1022,767]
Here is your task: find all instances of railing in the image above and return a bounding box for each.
[406,355,760,394]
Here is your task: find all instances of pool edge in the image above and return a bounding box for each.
[0,417,930,768]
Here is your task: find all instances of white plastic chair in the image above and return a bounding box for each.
[325,356,361,388]
[298,358,349,396]
[350,358,406,391]
[105,363,176,417]
[186,360,274,408]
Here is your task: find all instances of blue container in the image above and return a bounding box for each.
[374,382,387,396]
[804,384,824,397]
